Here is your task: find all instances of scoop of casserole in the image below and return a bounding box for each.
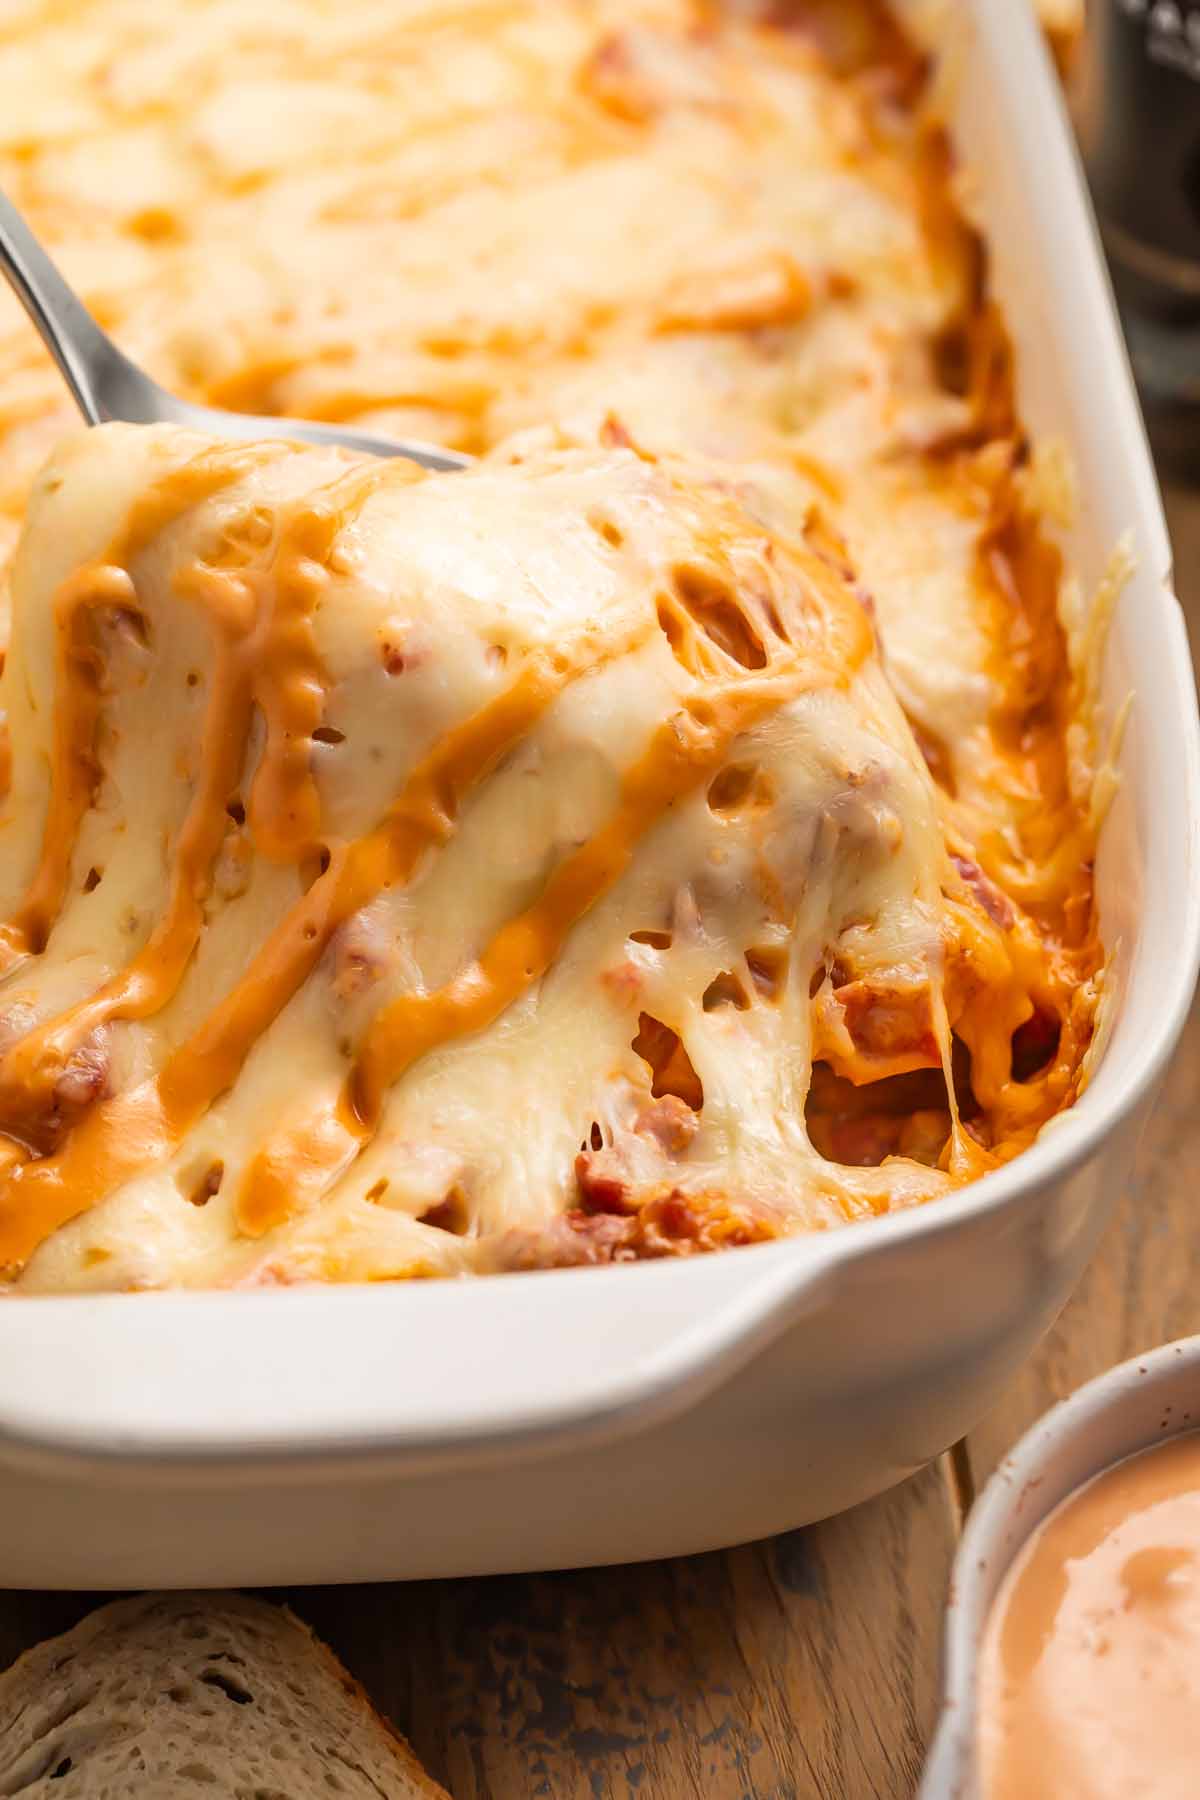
[0,425,1098,1289]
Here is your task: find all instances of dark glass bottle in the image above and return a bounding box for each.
[1074,0,1200,467]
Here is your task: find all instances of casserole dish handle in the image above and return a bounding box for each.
[0,1241,841,1479]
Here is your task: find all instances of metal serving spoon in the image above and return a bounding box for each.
[0,191,472,473]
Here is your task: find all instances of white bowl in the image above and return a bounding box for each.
[0,0,1195,1586]
[920,1335,1200,1799]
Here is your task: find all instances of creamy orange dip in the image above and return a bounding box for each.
[980,1433,1200,1800]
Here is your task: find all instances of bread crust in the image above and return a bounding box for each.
[0,1590,451,1798]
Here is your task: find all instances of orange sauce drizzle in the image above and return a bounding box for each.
[0,621,254,1146]
[237,598,873,1238]
[0,449,280,967]
[0,460,391,1137]
[245,470,385,863]
[0,478,876,1267]
[358,682,822,1115]
[0,560,134,969]
[0,644,583,1271]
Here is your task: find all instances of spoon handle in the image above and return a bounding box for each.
[0,189,121,426]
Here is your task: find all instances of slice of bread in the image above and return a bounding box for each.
[0,1591,450,1798]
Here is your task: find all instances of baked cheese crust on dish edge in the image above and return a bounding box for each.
[0,0,1108,1290]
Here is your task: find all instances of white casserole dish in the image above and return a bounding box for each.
[919,1335,1200,1799]
[0,0,1195,1587]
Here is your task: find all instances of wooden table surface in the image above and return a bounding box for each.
[2,480,1197,1799]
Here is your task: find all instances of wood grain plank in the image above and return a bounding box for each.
[279,1455,956,1800]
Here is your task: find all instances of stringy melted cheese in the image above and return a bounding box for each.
[0,0,1103,1288]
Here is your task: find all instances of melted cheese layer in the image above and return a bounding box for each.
[0,428,941,1284]
[0,0,1102,1288]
